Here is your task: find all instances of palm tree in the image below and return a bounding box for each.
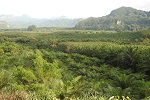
[111,74,137,97]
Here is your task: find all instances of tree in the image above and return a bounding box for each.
[27,25,36,31]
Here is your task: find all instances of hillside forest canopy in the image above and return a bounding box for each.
[75,7,150,31]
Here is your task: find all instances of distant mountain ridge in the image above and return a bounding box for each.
[0,21,9,29]
[1,7,150,30]
[75,7,150,31]
[0,15,82,29]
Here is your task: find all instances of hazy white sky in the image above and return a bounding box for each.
[0,0,150,18]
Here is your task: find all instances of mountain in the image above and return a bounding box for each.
[0,21,9,29]
[0,15,81,29]
[39,18,82,27]
[75,7,150,31]
[109,7,148,18]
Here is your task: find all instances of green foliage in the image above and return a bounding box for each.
[59,76,86,99]
[13,66,36,85]
[0,30,150,99]
[33,50,45,81]
[0,69,13,89]
[27,25,36,31]
[142,96,150,100]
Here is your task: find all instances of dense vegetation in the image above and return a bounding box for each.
[0,30,150,100]
[75,7,150,31]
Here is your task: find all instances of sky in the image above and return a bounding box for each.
[0,0,150,19]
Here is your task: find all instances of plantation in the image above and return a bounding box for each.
[0,30,150,100]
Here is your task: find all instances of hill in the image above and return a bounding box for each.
[75,7,150,31]
[0,21,9,29]
[0,15,81,28]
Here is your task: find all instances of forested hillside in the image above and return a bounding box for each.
[75,7,150,31]
[0,30,150,100]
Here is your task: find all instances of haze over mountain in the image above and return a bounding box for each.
[0,15,82,29]
[1,7,150,31]
[75,7,150,31]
